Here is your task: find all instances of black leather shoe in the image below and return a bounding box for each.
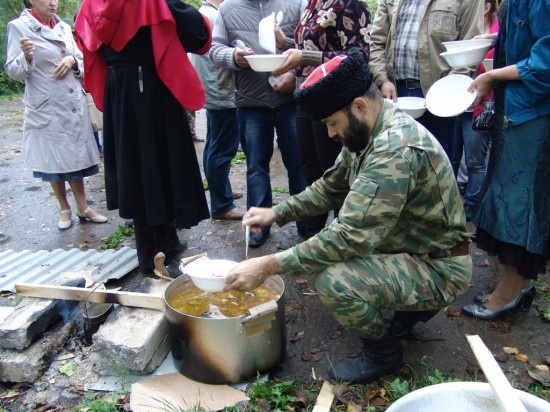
[328,334,403,384]
[391,309,440,338]
[249,228,270,247]
[170,240,188,256]
[165,259,182,279]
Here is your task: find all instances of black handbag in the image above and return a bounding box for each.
[472,100,495,132]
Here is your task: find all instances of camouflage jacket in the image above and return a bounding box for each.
[273,100,469,276]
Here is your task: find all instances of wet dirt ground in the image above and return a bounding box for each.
[0,97,548,410]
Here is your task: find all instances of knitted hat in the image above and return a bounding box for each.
[294,48,373,120]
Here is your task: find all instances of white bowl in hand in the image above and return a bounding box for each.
[395,97,427,119]
[180,258,238,292]
[440,44,491,68]
[442,39,492,52]
[245,54,286,72]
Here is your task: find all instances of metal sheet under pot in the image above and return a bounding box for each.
[164,275,286,384]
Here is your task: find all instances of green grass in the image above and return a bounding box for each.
[73,391,126,412]
[272,186,289,194]
[231,152,246,167]
[98,225,134,251]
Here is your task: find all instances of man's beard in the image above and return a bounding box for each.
[337,111,370,153]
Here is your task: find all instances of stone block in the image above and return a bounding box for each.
[90,279,170,375]
[0,320,75,382]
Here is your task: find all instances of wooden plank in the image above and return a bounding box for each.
[312,381,334,412]
[15,283,165,311]
[466,335,527,412]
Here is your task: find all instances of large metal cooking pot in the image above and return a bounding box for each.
[164,274,286,384]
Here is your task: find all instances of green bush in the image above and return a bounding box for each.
[0,68,24,96]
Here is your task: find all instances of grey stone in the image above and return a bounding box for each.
[0,320,75,382]
[0,277,85,350]
[90,278,170,375]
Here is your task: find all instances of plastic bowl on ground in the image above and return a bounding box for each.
[440,44,492,68]
[442,39,493,52]
[179,258,238,292]
[244,54,286,72]
[395,96,426,119]
[386,382,550,412]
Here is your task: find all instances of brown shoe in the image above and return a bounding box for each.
[232,191,243,200]
[213,208,246,220]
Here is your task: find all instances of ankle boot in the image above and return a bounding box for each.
[328,333,403,384]
[390,309,440,338]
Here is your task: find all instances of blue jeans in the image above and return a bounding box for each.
[396,83,455,160]
[203,108,240,216]
[452,111,490,207]
[238,103,307,228]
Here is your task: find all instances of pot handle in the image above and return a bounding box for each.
[240,300,278,338]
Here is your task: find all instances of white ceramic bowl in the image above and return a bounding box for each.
[180,258,238,292]
[395,97,426,119]
[442,39,493,52]
[244,54,286,72]
[440,44,492,68]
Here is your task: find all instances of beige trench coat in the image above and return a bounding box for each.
[4,9,99,174]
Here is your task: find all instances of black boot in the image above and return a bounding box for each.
[134,222,182,278]
[328,333,403,384]
[390,309,440,338]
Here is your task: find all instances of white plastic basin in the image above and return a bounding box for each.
[386,382,550,412]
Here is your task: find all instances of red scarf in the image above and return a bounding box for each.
[74,0,210,111]
[30,9,56,28]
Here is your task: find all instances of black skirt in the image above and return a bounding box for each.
[101,30,209,229]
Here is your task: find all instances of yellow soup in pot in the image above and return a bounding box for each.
[168,283,280,318]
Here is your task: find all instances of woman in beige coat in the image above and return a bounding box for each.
[5,0,106,230]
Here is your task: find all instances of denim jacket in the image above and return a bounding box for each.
[503,0,550,127]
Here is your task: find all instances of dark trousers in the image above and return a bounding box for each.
[296,105,342,236]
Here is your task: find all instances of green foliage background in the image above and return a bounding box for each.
[0,0,377,96]
[0,0,82,95]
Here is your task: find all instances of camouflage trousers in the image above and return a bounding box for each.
[315,253,472,340]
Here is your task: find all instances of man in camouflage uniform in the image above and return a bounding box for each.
[224,48,472,384]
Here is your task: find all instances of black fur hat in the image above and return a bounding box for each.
[294,48,373,120]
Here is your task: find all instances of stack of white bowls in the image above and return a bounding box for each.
[440,39,492,68]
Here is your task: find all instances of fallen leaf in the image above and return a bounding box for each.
[536,364,550,372]
[290,331,305,342]
[503,347,519,355]
[294,389,311,407]
[487,322,511,333]
[476,259,490,267]
[444,307,462,317]
[310,347,322,354]
[527,366,550,386]
[495,353,509,363]
[347,400,361,412]
[515,353,529,362]
[329,330,342,340]
[58,362,76,376]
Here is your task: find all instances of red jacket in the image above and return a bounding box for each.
[74,0,211,111]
